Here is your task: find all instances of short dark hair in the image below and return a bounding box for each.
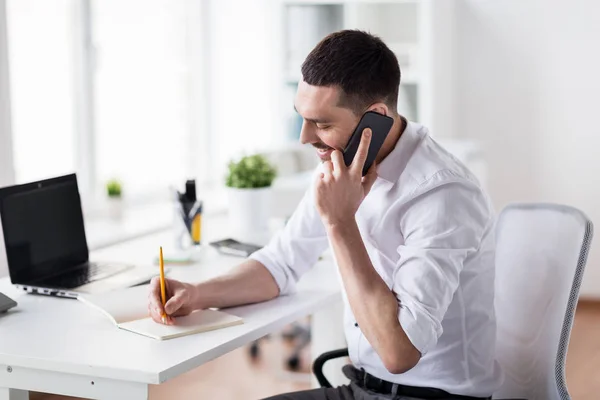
[301,30,401,115]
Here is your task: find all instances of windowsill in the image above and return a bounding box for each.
[85,202,172,251]
[83,171,313,251]
[85,189,229,251]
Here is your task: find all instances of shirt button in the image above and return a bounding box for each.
[354,322,359,327]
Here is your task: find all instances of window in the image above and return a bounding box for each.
[6,0,76,184]
[91,0,197,201]
[6,0,207,207]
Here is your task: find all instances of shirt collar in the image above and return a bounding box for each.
[376,119,426,184]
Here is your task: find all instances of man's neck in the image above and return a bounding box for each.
[375,113,406,166]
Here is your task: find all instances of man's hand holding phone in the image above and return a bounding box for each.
[315,128,378,229]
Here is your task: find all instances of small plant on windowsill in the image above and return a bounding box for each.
[106,179,123,220]
[225,154,277,241]
[106,179,122,198]
[225,154,277,189]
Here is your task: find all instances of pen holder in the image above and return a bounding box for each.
[173,200,202,249]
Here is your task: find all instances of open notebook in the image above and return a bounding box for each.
[78,284,243,340]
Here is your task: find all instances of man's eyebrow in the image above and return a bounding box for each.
[293,104,330,124]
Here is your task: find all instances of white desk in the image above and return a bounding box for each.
[0,230,346,400]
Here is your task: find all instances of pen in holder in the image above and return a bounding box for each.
[172,180,202,249]
[174,199,202,249]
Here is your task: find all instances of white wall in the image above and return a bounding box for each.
[206,0,280,182]
[0,0,14,278]
[419,0,458,138]
[456,0,600,297]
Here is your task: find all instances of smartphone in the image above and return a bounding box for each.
[210,238,262,258]
[342,111,394,176]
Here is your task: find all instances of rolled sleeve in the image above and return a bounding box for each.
[250,246,297,295]
[249,180,329,296]
[393,178,492,355]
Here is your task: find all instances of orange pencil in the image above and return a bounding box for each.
[159,246,167,324]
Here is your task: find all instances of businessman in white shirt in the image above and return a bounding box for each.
[148,30,503,399]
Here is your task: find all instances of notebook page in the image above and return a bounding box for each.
[78,284,150,324]
[117,309,243,340]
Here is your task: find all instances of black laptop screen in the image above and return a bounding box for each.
[0,175,89,284]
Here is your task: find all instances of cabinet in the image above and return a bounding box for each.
[272,0,458,146]
[268,0,488,189]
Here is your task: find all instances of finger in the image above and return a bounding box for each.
[150,276,160,296]
[330,150,344,175]
[151,309,174,325]
[149,303,164,324]
[322,160,333,179]
[314,171,324,188]
[149,277,165,313]
[150,277,178,325]
[165,291,185,315]
[362,161,378,194]
[352,128,372,174]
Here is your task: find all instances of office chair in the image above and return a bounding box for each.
[313,203,593,400]
[249,320,311,370]
[281,319,312,369]
[492,203,592,400]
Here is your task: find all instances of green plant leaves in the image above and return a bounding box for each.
[225,154,277,189]
[106,179,122,197]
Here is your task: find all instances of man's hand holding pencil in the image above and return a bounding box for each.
[148,247,199,325]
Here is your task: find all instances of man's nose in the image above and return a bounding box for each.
[299,121,316,145]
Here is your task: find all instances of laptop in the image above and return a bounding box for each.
[0,174,157,298]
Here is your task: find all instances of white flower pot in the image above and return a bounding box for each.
[107,197,124,220]
[227,187,272,242]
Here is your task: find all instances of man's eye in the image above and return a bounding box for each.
[316,124,330,130]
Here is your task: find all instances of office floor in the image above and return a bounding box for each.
[31,302,600,400]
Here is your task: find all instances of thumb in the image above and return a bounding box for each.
[164,291,185,315]
[362,162,378,195]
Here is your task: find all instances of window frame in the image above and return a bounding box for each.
[0,0,15,188]
[71,0,211,216]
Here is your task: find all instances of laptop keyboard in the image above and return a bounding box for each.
[46,262,130,289]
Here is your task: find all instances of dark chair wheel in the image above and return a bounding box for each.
[249,341,260,358]
[281,325,301,340]
[287,354,300,370]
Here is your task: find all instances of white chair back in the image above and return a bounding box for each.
[493,203,593,400]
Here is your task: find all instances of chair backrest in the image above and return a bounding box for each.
[493,203,593,400]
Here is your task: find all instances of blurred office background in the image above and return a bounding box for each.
[1,0,600,398]
[3,0,598,294]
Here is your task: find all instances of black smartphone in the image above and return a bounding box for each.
[210,238,262,258]
[342,111,394,176]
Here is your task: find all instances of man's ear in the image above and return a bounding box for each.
[367,103,390,117]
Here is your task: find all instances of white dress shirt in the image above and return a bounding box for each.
[250,121,503,397]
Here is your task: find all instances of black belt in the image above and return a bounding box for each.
[344,365,492,400]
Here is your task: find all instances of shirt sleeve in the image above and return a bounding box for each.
[249,176,329,296]
[393,176,493,355]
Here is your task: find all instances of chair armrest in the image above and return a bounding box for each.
[312,348,349,388]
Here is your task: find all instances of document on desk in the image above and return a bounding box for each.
[78,284,243,340]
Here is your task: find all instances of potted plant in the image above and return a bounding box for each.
[106,178,123,220]
[225,154,277,240]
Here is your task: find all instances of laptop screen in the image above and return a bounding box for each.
[0,174,89,284]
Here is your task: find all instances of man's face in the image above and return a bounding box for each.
[294,80,360,162]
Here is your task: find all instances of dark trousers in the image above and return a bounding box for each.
[261,382,387,400]
[262,365,488,400]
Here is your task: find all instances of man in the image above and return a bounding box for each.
[148,30,503,399]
